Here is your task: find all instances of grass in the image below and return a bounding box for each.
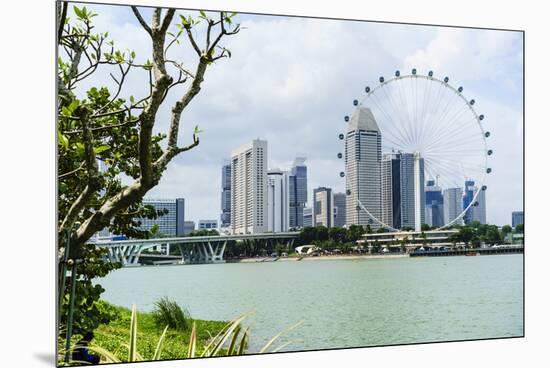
[152,297,191,332]
[90,302,227,361]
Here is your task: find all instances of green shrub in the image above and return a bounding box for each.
[152,298,191,332]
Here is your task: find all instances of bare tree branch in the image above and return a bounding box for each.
[58,161,86,179]
[131,6,152,36]
[59,107,101,240]
[57,1,68,44]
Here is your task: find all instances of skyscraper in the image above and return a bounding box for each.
[230,139,268,234]
[267,169,290,232]
[345,107,382,228]
[443,188,463,226]
[137,198,185,236]
[381,153,401,228]
[512,211,524,227]
[380,152,425,229]
[463,180,486,225]
[333,192,346,227]
[425,179,444,228]
[220,162,231,228]
[313,187,333,227]
[303,207,313,227]
[289,157,308,229]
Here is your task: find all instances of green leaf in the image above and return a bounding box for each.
[193,126,204,135]
[130,51,136,59]
[128,304,138,361]
[73,6,83,19]
[129,95,135,104]
[94,145,110,155]
[58,131,69,150]
[199,10,207,19]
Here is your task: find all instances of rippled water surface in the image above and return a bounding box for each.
[100,254,523,351]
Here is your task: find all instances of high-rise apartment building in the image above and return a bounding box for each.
[220,162,231,228]
[289,157,308,229]
[314,187,333,228]
[333,192,346,227]
[230,139,268,234]
[267,169,290,232]
[345,107,382,228]
[443,188,463,226]
[425,179,444,228]
[138,198,185,236]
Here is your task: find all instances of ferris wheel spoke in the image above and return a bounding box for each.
[425,156,486,175]
[397,78,417,146]
[418,79,447,148]
[424,105,478,149]
[370,91,412,149]
[423,127,482,154]
[421,86,460,147]
[377,85,413,148]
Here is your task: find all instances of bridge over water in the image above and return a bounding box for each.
[93,232,300,266]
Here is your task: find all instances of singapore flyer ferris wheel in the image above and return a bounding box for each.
[338,69,492,231]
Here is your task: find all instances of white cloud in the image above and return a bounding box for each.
[68,3,523,225]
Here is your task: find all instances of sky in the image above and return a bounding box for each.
[68,2,523,226]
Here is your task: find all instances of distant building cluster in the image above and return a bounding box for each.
[343,107,487,231]
[218,106,489,235]
[98,105,495,240]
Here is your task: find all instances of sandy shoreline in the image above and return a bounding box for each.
[228,253,409,263]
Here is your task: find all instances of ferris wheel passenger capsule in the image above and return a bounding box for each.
[412,68,417,75]
[395,70,400,77]
[485,131,491,138]
[339,172,345,178]
[482,185,487,191]
[444,76,449,83]
[344,116,349,122]
[487,149,493,156]
[365,86,371,93]
[470,99,475,105]
[353,99,358,106]
[474,201,479,207]
[486,168,492,174]
[337,153,343,159]
[479,114,484,121]
[346,189,351,195]
[379,76,385,83]
[428,70,434,77]
[338,133,344,140]
[458,86,463,93]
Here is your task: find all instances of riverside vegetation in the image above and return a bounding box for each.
[58,299,302,365]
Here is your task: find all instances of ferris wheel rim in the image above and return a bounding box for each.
[346,71,491,231]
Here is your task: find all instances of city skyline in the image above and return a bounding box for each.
[76,4,523,226]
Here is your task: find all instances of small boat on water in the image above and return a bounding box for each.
[465,252,480,256]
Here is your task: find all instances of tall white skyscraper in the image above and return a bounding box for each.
[345,107,382,228]
[230,139,268,234]
[267,169,290,232]
[443,188,463,226]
